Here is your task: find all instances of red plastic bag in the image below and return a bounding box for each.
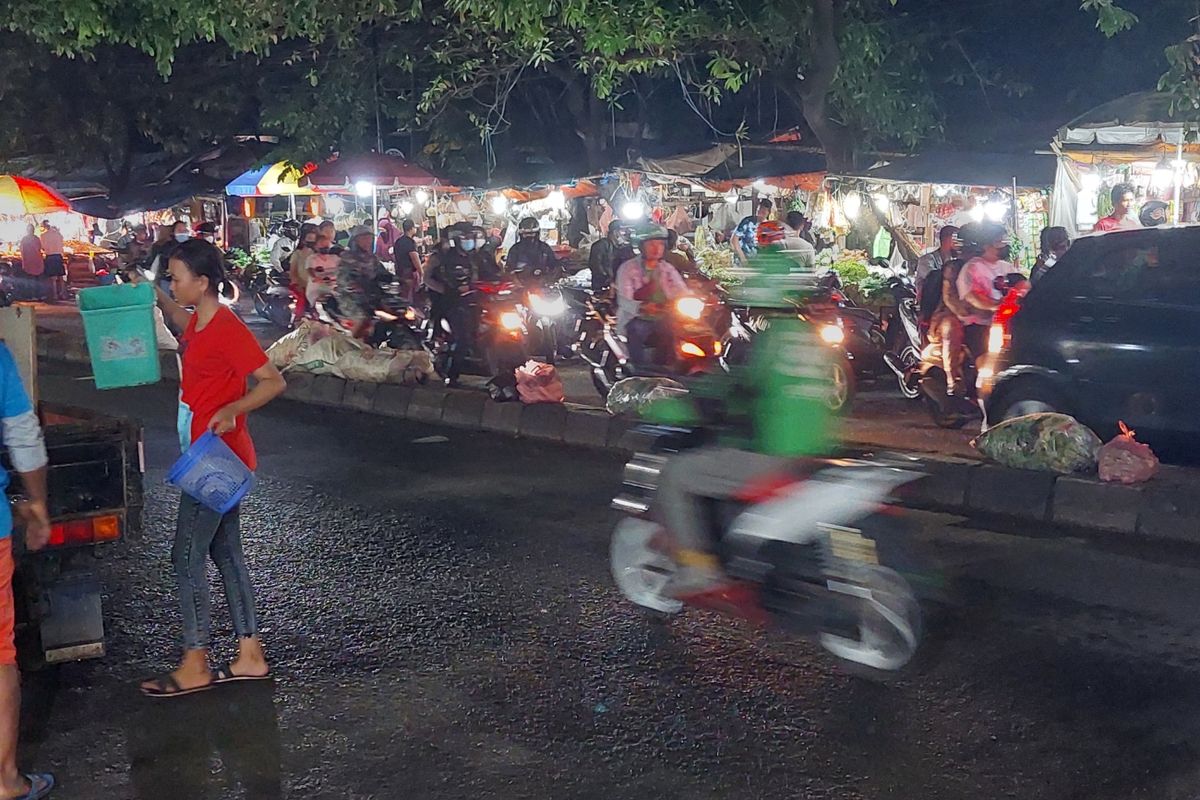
[1097,422,1159,484]
[515,360,565,404]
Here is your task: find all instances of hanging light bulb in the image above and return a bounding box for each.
[1152,157,1174,189]
[842,193,862,220]
[985,200,1008,221]
[547,190,566,210]
[969,204,986,222]
[354,180,374,198]
[398,200,414,216]
[872,193,890,212]
[490,195,509,215]
[620,201,645,221]
[415,189,430,204]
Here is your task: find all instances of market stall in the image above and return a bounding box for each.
[1052,91,1200,238]
[827,151,1056,270]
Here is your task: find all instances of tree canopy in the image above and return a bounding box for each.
[1,0,1196,187]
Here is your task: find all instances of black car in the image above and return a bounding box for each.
[981,226,1200,445]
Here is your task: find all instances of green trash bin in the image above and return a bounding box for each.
[77,283,161,389]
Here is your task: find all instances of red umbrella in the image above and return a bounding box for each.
[304,153,446,188]
[0,175,71,215]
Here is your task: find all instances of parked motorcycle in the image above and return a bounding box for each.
[610,425,925,672]
[247,263,295,329]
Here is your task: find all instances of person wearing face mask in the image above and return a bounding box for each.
[955,222,1016,361]
[467,225,502,282]
[505,217,560,282]
[149,220,190,293]
[194,221,219,245]
[427,224,478,384]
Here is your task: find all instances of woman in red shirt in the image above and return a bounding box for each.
[140,240,287,698]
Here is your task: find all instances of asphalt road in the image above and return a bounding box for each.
[19,362,1200,799]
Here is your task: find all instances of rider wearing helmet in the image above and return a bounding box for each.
[269,219,301,271]
[334,224,389,339]
[646,233,835,597]
[467,224,502,282]
[428,224,480,384]
[615,222,689,368]
[505,217,560,282]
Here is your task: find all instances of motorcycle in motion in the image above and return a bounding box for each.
[578,294,727,397]
[610,425,926,671]
[428,263,528,383]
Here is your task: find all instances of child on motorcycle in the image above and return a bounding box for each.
[644,232,835,597]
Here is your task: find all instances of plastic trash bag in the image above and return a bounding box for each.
[291,333,360,375]
[516,360,565,404]
[266,319,335,369]
[606,376,687,416]
[972,412,1102,474]
[1098,422,1159,484]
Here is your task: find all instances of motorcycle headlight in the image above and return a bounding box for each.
[528,291,566,317]
[819,323,845,345]
[500,311,523,331]
[675,296,705,321]
[680,341,706,358]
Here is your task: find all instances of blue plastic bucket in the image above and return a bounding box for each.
[165,431,255,514]
[77,283,160,389]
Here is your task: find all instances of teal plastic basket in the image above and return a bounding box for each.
[77,283,161,389]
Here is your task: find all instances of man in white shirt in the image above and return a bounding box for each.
[955,223,1016,359]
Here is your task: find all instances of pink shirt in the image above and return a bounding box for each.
[39,228,64,256]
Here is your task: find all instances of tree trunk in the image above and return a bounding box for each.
[789,0,856,172]
[549,62,606,172]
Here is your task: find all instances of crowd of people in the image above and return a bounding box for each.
[16,222,68,302]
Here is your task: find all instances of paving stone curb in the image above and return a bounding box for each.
[41,344,1196,544]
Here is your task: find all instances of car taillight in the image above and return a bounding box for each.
[989,289,1023,354]
[46,515,121,549]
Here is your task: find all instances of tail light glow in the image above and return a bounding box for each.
[989,289,1024,354]
[680,341,706,358]
[47,515,121,549]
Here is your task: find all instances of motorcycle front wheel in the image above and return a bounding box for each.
[820,564,922,672]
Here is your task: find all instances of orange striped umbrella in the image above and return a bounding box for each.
[0,176,71,216]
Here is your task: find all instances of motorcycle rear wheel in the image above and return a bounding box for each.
[610,518,683,615]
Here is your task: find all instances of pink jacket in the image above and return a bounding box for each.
[615,257,687,330]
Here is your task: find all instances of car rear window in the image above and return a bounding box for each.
[1073,229,1200,305]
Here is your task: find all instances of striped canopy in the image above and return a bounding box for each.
[226,162,318,197]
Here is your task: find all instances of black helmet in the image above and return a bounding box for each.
[518,217,539,234]
[281,219,301,239]
[446,222,472,243]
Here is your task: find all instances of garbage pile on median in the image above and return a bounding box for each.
[267,320,435,385]
[972,412,1158,483]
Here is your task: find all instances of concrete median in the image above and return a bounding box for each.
[39,338,1195,545]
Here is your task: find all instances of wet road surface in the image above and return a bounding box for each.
[21,362,1200,799]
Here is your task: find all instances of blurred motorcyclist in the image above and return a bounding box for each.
[645,235,835,597]
[506,217,561,282]
[269,219,301,272]
[615,223,688,368]
[335,225,389,339]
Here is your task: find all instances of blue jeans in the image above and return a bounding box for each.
[173,495,259,650]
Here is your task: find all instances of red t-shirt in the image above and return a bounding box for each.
[178,306,268,470]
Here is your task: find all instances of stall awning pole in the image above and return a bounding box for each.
[1174,137,1184,225]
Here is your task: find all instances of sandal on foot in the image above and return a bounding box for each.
[140,673,213,699]
[12,773,54,799]
[212,663,271,685]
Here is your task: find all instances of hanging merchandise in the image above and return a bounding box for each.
[665,204,695,234]
[872,227,893,260]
